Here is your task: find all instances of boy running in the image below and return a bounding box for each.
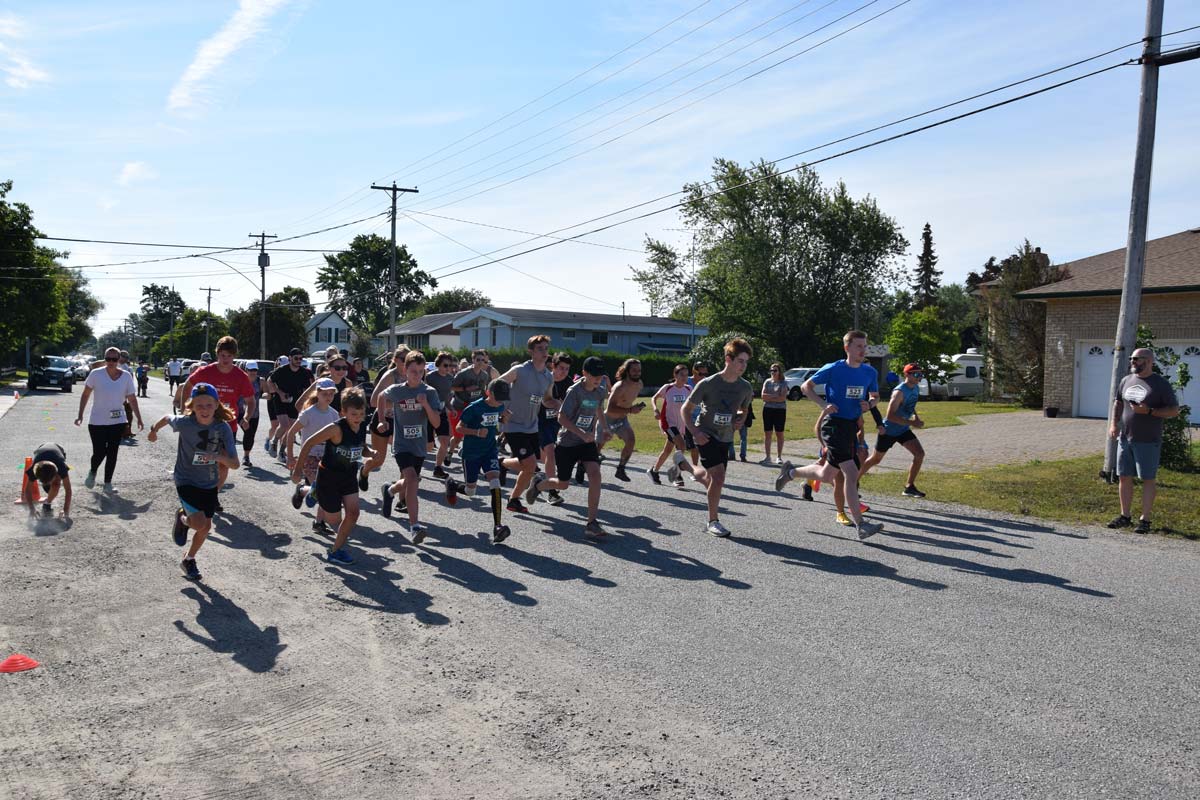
[498,336,555,512]
[147,383,240,581]
[601,358,645,482]
[534,353,572,506]
[286,378,341,533]
[376,351,443,543]
[650,365,694,488]
[445,379,513,543]
[858,362,926,497]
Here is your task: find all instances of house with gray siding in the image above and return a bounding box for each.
[453,307,705,354]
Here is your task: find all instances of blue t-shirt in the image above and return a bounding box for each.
[812,360,879,420]
[458,397,505,459]
[883,381,921,436]
[167,415,236,489]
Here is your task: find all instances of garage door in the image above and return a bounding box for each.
[1076,340,1200,418]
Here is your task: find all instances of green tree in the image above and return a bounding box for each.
[411,287,491,318]
[224,286,314,357]
[150,308,227,362]
[42,269,103,354]
[139,284,187,342]
[911,222,941,309]
[935,283,979,351]
[633,159,907,367]
[687,330,781,384]
[883,306,960,385]
[317,234,435,334]
[0,180,71,355]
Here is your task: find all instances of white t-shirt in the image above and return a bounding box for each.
[166,359,182,377]
[295,405,340,457]
[84,368,136,426]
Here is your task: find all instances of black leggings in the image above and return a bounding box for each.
[88,423,124,483]
[242,416,260,452]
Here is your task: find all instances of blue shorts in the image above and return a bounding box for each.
[538,419,560,449]
[463,450,501,485]
[1117,438,1161,480]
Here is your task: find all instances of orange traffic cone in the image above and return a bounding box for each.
[14,456,40,505]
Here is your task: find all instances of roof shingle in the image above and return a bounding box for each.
[1018,229,1200,299]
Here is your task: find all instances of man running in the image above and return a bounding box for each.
[265,348,314,460]
[179,336,255,494]
[650,364,693,488]
[498,335,555,513]
[775,330,885,540]
[424,352,457,479]
[377,351,443,542]
[601,358,644,482]
[361,347,408,488]
[679,339,754,537]
[858,362,926,498]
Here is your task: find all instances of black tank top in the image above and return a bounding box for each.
[330,379,351,412]
[320,418,366,474]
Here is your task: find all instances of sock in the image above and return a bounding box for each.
[490,488,503,527]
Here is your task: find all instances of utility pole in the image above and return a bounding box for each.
[249,232,277,358]
[1101,0,1200,479]
[199,287,221,355]
[371,182,418,352]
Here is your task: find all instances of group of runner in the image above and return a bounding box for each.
[37,328,935,581]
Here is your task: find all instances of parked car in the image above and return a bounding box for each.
[236,358,276,374]
[782,367,824,400]
[930,350,985,399]
[71,359,90,380]
[28,355,75,392]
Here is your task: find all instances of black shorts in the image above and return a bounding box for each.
[369,410,394,438]
[683,429,697,451]
[393,451,425,474]
[697,437,730,470]
[276,402,299,421]
[820,417,860,467]
[506,431,541,461]
[555,442,600,481]
[435,410,450,438]
[875,429,917,452]
[315,468,359,513]
[178,484,219,519]
[266,395,279,421]
[762,407,786,433]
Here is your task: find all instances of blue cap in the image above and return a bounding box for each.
[190,383,219,400]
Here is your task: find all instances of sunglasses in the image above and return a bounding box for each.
[770,369,780,373]
[105,356,119,362]
[330,365,348,371]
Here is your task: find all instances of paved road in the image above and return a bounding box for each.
[1,388,1197,799]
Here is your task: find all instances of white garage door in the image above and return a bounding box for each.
[1076,340,1200,418]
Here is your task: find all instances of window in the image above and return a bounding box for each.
[965,366,978,378]
[592,331,608,346]
[563,330,576,340]
[1087,346,1104,356]
[489,327,496,347]
[1185,346,1200,357]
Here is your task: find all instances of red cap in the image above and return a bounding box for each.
[902,363,922,374]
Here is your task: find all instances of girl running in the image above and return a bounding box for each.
[286,378,341,534]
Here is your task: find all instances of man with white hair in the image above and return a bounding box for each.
[1107,347,1179,534]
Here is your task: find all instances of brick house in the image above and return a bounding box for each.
[1018,229,1200,418]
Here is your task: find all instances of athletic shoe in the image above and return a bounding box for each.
[102,483,116,494]
[836,512,853,526]
[172,509,188,546]
[648,469,662,485]
[525,472,545,506]
[327,547,354,565]
[312,519,331,536]
[432,466,449,480]
[291,483,304,510]
[902,484,926,498]
[673,478,685,489]
[410,522,428,545]
[584,521,606,541]
[810,479,821,494]
[857,520,884,540]
[304,484,317,508]
[264,439,272,455]
[801,483,814,502]
[666,464,680,484]
[774,461,794,492]
[739,454,747,462]
[690,473,702,483]
[506,498,529,514]
[445,479,459,506]
[380,483,394,518]
[242,455,252,468]
[84,471,96,489]
[397,497,407,515]
[706,520,732,538]
[358,470,369,492]
[547,490,565,506]
[180,558,201,581]
[859,503,870,514]
[614,466,631,482]
[493,524,511,544]
[1106,514,1132,529]
[1134,518,1152,534]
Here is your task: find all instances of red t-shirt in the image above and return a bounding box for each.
[190,363,255,418]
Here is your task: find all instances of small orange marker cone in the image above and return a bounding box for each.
[14,457,40,505]
[0,654,39,673]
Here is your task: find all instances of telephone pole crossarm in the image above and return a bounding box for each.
[370,183,419,353]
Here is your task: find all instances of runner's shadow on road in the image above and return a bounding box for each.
[868,508,1034,541]
[490,536,618,589]
[243,466,289,485]
[415,545,537,606]
[866,511,1030,551]
[309,545,450,625]
[174,584,287,673]
[859,539,1113,597]
[90,492,151,521]
[919,507,1070,537]
[732,534,948,591]
[209,512,291,560]
[602,528,753,589]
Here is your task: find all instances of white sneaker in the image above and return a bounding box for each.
[706,520,731,538]
[857,520,884,540]
[774,460,794,492]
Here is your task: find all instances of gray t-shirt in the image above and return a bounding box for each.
[450,367,489,411]
[762,378,788,410]
[1119,372,1178,443]
[688,374,753,443]
[557,381,608,448]
[503,360,553,434]
[382,382,443,456]
[424,370,455,410]
[167,415,236,489]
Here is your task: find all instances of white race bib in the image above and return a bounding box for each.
[544,407,558,419]
[481,412,499,427]
[191,452,214,465]
[845,385,865,399]
[713,412,733,426]
[402,425,423,439]
[576,414,594,428]
[529,393,541,407]
[109,409,122,420]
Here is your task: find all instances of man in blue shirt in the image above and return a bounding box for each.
[858,362,926,498]
[775,330,884,540]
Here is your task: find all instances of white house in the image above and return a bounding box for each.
[452,307,704,354]
[374,311,463,354]
[306,311,353,354]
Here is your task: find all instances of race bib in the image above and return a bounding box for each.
[191,452,214,465]
[1123,385,1149,404]
[544,407,558,419]
[713,413,733,426]
[845,385,865,399]
[402,425,423,439]
[576,414,594,428]
[481,412,500,427]
[109,409,122,420]
[529,393,541,407]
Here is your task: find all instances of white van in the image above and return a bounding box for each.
[931,350,985,399]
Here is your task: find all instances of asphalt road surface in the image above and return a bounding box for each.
[1,387,1197,799]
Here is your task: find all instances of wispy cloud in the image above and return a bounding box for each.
[117,161,158,186]
[0,15,49,89]
[167,0,292,113]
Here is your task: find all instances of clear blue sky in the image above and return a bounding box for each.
[3,0,1198,338]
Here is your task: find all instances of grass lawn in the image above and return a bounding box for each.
[602,398,1026,457]
[0,369,28,388]
[861,444,1200,539]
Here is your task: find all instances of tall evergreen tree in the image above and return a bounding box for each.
[911,222,941,309]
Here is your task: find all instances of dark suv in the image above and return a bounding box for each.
[29,355,75,392]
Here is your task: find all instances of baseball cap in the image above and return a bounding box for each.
[315,377,337,390]
[200,352,212,362]
[243,361,259,371]
[903,363,923,375]
[487,378,511,402]
[190,383,219,400]
[289,347,303,356]
[582,356,606,377]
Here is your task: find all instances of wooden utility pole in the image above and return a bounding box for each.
[249,232,277,358]
[371,182,418,352]
[199,287,221,355]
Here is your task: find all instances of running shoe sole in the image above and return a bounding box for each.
[172,509,188,547]
[774,461,794,493]
[493,525,511,544]
[380,483,394,518]
[648,469,662,485]
[180,559,202,581]
[291,484,304,510]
